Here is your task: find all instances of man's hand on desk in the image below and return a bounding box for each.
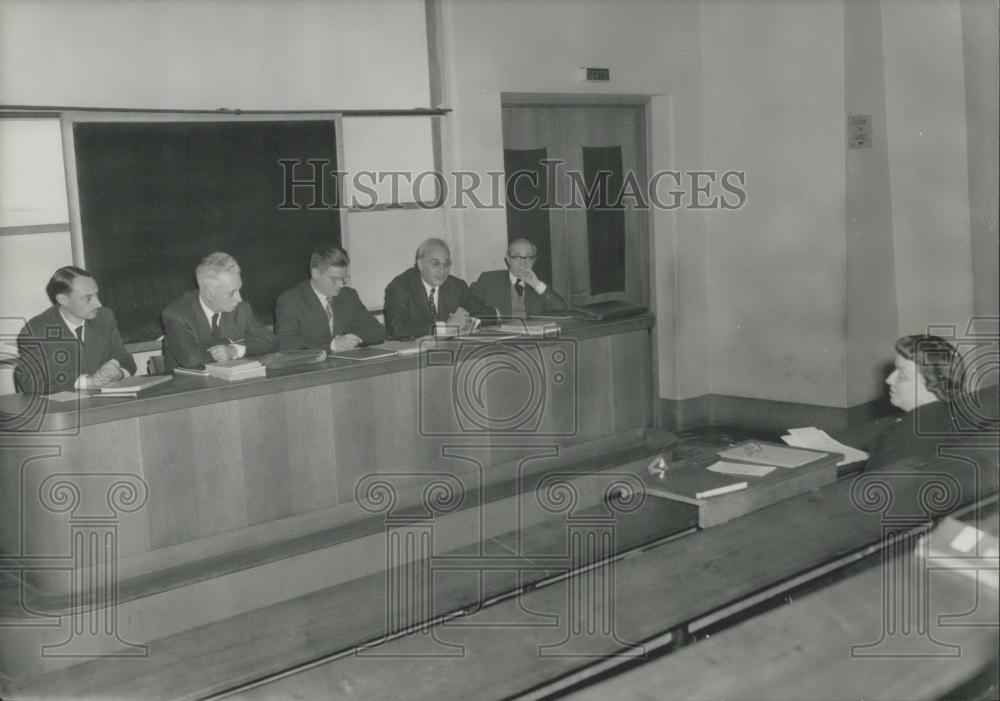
[89,359,125,388]
[208,344,238,363]
[330,333,363,351]
[446,307,477,334]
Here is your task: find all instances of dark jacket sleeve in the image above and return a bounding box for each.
[384,275,428,339]
[343,289,386,345]
[14,323,47,393]
[103,309,137,375]
[537,285,567,311]
[460,283,499,322]
[274,291,311,351]
[163,306,215,369]
[239,303,279,357]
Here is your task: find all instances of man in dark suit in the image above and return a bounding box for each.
[275,244,385,351]
[471,238,567,319]
[15,266,137,394]
[384,238,498,338]
[162,252,278,370]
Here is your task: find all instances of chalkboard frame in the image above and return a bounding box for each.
[61,111,349,344]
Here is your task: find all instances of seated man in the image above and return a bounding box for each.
[384,238,497,338]
[15,266,137,393]
[275,244,385,351]
[162,252,278,370]
[472,238,567,319]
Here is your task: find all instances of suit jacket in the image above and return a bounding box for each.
[162,290,278,371]
[15,306,137,394]
[384,266,498,339]
[471,269,567,318]
[275,280,385,351]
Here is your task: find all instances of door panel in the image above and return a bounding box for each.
[502,104,648,306]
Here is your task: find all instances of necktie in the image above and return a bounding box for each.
[428,288,438,321]
[211,313,221,338]
[515,279,525,297]
[325,296,335,335]
[74,325,85,345]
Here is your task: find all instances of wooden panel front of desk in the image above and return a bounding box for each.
[0,319,653,590]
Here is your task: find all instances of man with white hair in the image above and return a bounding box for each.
[162,252,278,370]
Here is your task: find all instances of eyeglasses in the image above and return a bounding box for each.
[509,255,536,262]
[426,259,452,270]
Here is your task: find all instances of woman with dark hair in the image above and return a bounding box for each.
[866,334,979,470]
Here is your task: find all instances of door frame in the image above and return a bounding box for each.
[499,93,653,309]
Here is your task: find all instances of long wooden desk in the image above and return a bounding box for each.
[0,315,662,684]
[220,455,1000,701]
[568,502,1000,701]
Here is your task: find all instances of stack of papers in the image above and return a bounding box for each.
[328,347,398,362]
[706,460,777,478]
[781,427,868,466]
[98,375,173,396]
[373,340,423,356]
[498,320,560,337]
[205,359,266,381]
[716,441,818,468]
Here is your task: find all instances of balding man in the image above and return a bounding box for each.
[472,238,566,319]
[162,252,278,370]
[384,238,497,338]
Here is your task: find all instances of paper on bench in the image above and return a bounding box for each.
[782,427,868,466]
[706,460,776,478]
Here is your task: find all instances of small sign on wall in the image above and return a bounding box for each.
[848,114,872,149]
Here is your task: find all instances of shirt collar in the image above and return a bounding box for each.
[198,295,217,325]
[422,278,438,296]
[58,308,84,333]
[310,280,332,307]
[508,272,523,287]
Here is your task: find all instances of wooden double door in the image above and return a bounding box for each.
[501,103,649,306]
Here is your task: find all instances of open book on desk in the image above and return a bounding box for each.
[97,374,173,396]
[328,347,399,362]
[640,443,839,527]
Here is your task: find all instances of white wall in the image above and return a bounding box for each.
[882,0,974,335]
[0,0,430,110]
[700,0,848,406]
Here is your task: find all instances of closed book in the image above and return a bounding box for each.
[205,359,265,380]
[644,462,750,504]
[98,375,173,396]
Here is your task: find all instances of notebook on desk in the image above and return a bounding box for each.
[571,300,647,321]
[97,374,173,396]
[328,347,399,362]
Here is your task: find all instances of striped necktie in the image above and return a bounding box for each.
[428,288,438,321]
[325,296,335,334]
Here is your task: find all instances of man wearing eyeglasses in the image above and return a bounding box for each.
[471,238,567,319]
[384,238,497,338]
[275,244,385,351]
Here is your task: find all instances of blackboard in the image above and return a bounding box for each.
[69,118,342,343]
